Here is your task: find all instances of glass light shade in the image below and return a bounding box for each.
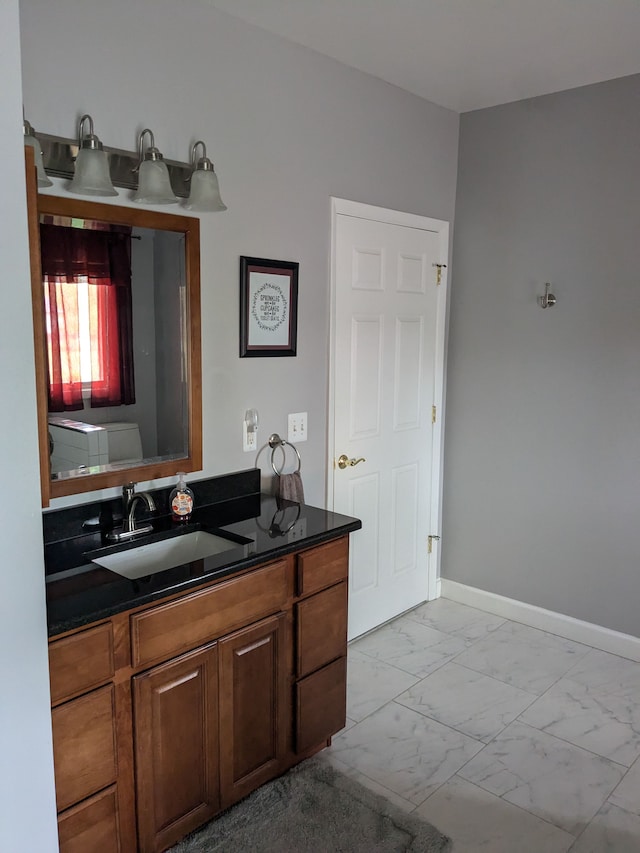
[133,159,178,205]
[69,148,117,196]
[184,169,227,212]
[24,133,53,188]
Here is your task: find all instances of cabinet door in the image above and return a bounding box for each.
[219,613,287,806]
[133,643,219,853]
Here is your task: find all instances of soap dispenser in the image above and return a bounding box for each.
[170,472,194,523]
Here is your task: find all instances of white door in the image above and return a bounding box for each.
[329,199,449,640]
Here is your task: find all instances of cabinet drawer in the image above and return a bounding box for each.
[58,786,120,853]
[52,685,117,812]
[131,559,289,669]
[296,657,347,754]
[296,537,348,597]
[296,581,347,678]
[49,622,114,706]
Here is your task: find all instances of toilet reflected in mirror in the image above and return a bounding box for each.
[48,418,143,474]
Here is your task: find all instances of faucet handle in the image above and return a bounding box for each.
[123,482,136,501]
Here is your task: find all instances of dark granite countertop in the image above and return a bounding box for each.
[46,490,361,637]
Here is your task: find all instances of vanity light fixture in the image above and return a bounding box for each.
[184,140,227,212]
[23,115,52,188]
[68,114,118,197]
[24,116,222,204]
[132,128,178,205]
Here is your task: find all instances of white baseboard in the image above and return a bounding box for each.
[435,577,442,599]
[441,579,640,662]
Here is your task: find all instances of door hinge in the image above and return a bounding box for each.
[432,405,437,424]
[428,535,441,554]
[433,263,447,286]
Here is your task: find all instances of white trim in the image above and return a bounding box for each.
[428,225,448,601]
[326,200,339,511]
[441,579,640,662]
[332,198,448,233]
[435,577,442,599]
[327,197,449,605]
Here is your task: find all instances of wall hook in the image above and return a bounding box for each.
[538,282,557,309]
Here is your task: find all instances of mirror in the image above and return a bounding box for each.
[26,152,202,506]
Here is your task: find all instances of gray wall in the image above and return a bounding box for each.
[0,1,58,850]
[443,75,640,637]
[20,0,459,509]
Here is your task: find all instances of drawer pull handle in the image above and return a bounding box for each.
[237,636,271,656]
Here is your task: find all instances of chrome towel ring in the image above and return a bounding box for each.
[268,432,301,476]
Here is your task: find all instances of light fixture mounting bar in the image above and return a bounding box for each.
[37,132,192,198]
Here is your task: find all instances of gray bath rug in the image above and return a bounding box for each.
[171,756,451,852]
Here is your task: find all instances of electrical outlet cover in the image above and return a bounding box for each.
[243,422,257,452]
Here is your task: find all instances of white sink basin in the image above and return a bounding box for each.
[91,531,240,580]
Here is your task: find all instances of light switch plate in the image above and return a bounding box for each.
[288,412,307,442]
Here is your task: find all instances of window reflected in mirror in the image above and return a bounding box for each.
[41,219,136,413]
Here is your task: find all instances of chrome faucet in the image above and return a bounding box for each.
[107,482,156,542]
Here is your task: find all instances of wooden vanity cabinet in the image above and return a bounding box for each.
[48,536,350,853]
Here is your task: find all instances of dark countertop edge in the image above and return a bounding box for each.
[47,517,361,638]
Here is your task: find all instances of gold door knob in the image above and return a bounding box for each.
[337,454,366,469]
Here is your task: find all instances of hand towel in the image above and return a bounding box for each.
[277,471,305,503]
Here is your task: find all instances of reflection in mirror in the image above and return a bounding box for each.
[43,219,187,476]
[28,182,201,505]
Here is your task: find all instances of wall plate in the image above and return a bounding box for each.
[288,412,307,442]
[243,422,257,452]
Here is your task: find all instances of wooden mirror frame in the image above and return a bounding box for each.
[25,149,202,506]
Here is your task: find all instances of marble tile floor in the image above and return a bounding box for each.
[322,598,640,852]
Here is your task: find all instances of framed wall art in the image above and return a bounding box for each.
[239,256,299,357]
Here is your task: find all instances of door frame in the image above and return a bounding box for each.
[327,197,450,602]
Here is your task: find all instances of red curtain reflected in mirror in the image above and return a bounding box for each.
[40,222,135,412]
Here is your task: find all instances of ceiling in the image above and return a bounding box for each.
[207,0,640,113]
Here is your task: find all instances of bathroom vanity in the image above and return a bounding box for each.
[45,470,360,852]
[27,155,360,851]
